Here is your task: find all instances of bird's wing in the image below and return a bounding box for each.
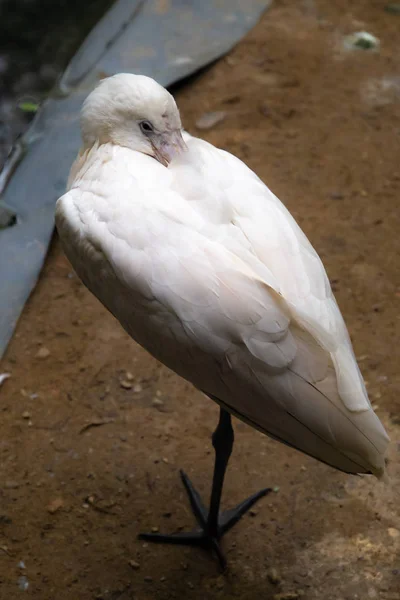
[180,133,370,413]
[57,142,389,477]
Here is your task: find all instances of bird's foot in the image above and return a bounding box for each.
[138,469,271,570]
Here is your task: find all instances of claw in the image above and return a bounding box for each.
[138,471,270,570]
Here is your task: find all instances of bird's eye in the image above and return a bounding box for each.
[139,120,154,134]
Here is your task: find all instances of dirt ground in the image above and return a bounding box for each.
[1,1,400,599]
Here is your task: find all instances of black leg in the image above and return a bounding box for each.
[138,408,272,570]
[207,408,234,537]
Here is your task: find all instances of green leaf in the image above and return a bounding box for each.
[18,101,39,113]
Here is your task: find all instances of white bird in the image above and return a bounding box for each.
[55,73,389,568]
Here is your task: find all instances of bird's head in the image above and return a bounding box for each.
[80,73,187,166]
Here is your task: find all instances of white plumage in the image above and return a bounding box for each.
[56,73,389,479]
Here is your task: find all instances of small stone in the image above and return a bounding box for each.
[120,380,132,390]
[5,481,19,489]
[388,527,399,538]
[249,509,258,517]
[273,593,300,600]
[128,560,140,570]
[225,56,237,66]
[35,347,50,359]
[195,111,226,130]
[151,526,159,533]
[152,397,164,408]
[144,576,153,582]
[133,383,143,393]
[125,371,134,381]
[160,576,166,582]
[267,567,281,585]
[46,498,64,514]
[344,31,380,51]
[17,575,29,591]
[300,466,307,472]
[0,373,10,386]
[22,411,31,419]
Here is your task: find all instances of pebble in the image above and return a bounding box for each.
[267,567,282,585]
[273,593,301,600]
[5,481,19,489]
[128,560,140,570]
[151,526,159,533]
[133,383,143,393]
[144,576,153,583]
[152,397,164,408]
[120,380,132,390]
[195,111,226,130]
[344,31,380,51]
[0,373,10,386]
[17,575,29,591]
[225,56,238,66]
[46,498,64,514]
[22,411,31,419]
[35,346,50,359]
[388,527,399,538]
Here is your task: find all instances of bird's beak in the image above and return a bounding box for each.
[151,130,188,166]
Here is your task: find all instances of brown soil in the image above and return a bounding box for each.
[1,1,399,599]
